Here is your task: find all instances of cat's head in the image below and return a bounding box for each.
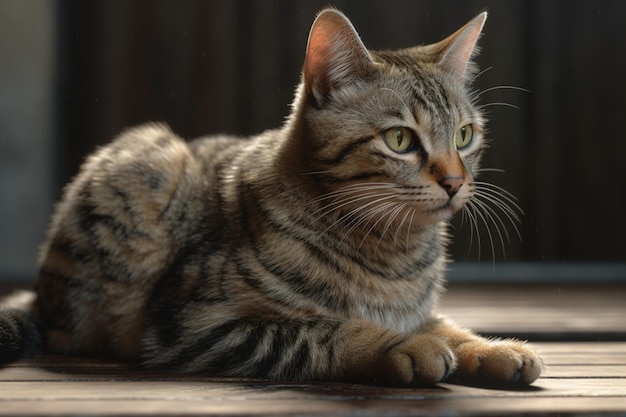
[289,9,487,226]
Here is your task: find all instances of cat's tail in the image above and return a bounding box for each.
[0,290,42,364]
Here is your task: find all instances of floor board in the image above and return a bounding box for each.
[440,284,626,340]
[1,284,625,416]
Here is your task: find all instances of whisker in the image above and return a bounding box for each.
[474,181,524,216]
[463,200,482,259]
[459,205,474,256]
[474,188,521,223]
[405,208,416,255]
[357,201,399,251]
[394,204,412,252]
[470,199,496,265]
[470,66,493,83]
[319,193,398,235]
[477,85,530,97]
[310,185,395,213]
[471,196,508,254]
[379,88,412,117]
[476,168,505,174]
[479,102,521,110]
[300,169,335,176]
[376,202,406,254]
[460,174,526,262]
[474,190,523,242]
[309,182,396,204]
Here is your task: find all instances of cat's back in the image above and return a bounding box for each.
[35,123,246,358]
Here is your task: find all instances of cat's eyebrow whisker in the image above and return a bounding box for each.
[479,102,521,111]
[476,85,530,97]
[378,87,412,116]
[470,65,493,83]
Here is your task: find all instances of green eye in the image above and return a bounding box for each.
[455,124,474,150]
[382,127,414,154]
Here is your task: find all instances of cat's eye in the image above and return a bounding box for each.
[382,127,415,154]
[455,124,474,150]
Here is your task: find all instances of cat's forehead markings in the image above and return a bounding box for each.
[376,62,454,128]
[407,110,433,154]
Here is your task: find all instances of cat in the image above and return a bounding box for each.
[0,8,543,386]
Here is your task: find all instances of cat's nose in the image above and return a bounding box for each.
[438,176,464,198]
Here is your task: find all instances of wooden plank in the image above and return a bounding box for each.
[0,377,623,400]
[544,365,626,378]
[0,379,623,415]
[0,397,625,416]
[533,342,626,352]
[440,285,626,338]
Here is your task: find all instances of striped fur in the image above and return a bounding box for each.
[0,9,542,386]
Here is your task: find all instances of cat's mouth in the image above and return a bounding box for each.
[423,198,467,221]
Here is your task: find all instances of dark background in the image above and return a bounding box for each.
[54,0,626,265]
[4,0,625,280]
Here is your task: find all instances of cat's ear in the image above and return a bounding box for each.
[437,12,487,83]
[304,9,374,104]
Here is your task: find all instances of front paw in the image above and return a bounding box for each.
[376,334,457,386]
[454,339,543,384]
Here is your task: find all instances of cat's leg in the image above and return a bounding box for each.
[143,316,457,386]
[423,315,543,384]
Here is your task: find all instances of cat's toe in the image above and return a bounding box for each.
[510,368,522,383]
[379,334,457,386]
[454,339,543,385]
[518,357,543,384]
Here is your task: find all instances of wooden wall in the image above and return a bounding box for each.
[54,0,626,264]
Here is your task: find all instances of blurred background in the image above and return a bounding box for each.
[1,0,625,283]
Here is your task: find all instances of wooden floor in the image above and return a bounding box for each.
[1,284,625,416]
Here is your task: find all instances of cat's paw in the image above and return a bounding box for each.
[376,334,457,386]
[453,339,543,384]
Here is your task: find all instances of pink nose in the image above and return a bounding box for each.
[438,176,464,197]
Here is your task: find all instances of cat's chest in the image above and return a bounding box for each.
[341,269,443,333]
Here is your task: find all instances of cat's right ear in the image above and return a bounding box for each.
[304,9,374,106]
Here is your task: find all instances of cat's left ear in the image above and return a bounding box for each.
[304,9,374,105]
[437,12,487,83]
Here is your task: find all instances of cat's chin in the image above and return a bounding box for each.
[420,202,465,223]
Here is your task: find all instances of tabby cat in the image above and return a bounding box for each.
[0,9,543,386]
